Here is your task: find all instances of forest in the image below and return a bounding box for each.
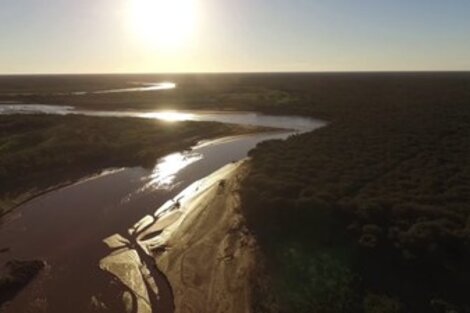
[1,72,470,312]
[239,73,470,313]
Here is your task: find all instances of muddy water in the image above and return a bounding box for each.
[0,107,325,313]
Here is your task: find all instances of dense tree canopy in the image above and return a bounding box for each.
[240,73,470,313]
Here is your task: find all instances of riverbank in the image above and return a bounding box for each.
[103,161,259,313]
[0,169,124,218]
[2,73,470,312]
[155,161,257,313]
[0,114,267,217]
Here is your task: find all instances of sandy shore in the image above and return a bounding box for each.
[151,161,257,313]
[101,161,258,313]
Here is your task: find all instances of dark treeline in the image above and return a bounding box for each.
[3,72,469,114]
[239,73,470,313]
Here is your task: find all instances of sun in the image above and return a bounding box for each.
[128,0,199,49]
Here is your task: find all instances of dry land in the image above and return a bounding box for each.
[153,162,256,313]
[101,161,258,313]
[1,73,470,312]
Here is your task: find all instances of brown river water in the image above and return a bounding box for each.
[0,103,325,313]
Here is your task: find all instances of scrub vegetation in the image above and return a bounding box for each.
[1,72,470,312]
[239,73,470,313]
[0,114,255,215]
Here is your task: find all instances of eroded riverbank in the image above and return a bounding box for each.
[0,108,325,313]
[101,161,257,313]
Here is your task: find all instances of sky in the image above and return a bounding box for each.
[1,0,470,74]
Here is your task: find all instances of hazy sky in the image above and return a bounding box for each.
[1,0,470,74]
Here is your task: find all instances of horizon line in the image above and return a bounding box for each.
[1,70,470,76]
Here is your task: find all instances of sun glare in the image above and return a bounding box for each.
[128,0,199,49]
[139,111,196,122]
[146,152,203,189]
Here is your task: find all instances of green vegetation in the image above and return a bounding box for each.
[239,73,470,312]
[0,114,254,215]
[2,73,470,312]
[0,74,300,111]
[2,73,468,117]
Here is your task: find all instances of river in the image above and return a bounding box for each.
[0,100,325,312]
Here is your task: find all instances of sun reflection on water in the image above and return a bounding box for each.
[150,82,176,90]
[143,152,202,190]
[138,111,196,122]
